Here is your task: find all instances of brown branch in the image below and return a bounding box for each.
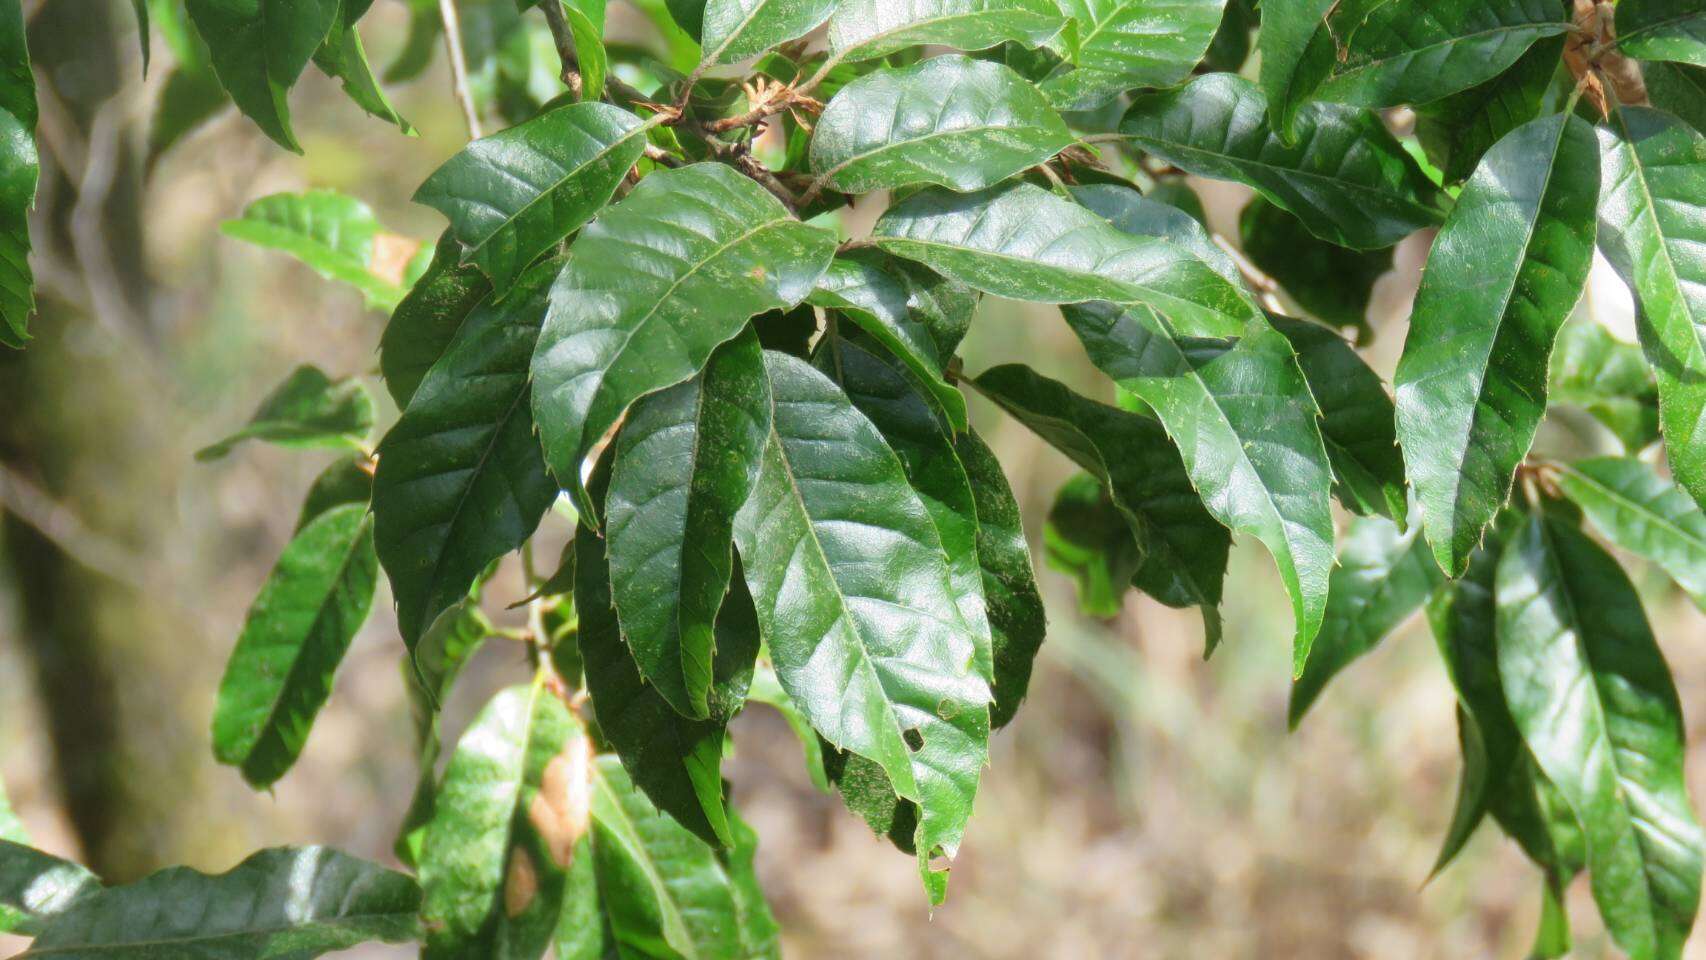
[438,0,482,137]
[538,0,583,98]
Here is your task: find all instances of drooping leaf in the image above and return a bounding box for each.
[414,102,649,296]
[698,0,835,65]
[1040,0,1231,110]
[419,680,586,960]
[825,0,1065,62]
[956,427,1046,728]
[1241,199,1392,339]
[1618,0,1706,67]
[972,363,1228,647]
[1547,317,1661,452]
[1063,304,1335,671]
[196,364,374,462]
[809,55,1074,196]
[530,162,836,517]
[0,0,35,350]
[606,328,769,721]
[872,181,1260,336]
[1394,113,1599,577]
[1120,73,1444,249]
[1555,457,1706,612]
[1044,471,1142,618]
[1270,314,1406,522]
[220,190,415,310]
[1495,515,1705,960]
[1596,107,1706,512]
[1255,0,1338,137]
[380,231,496,410]
[374,259,559,648]
[211,503,378,787]
[733,350,990,904]
[1414,34,1566,185]
[183,0,341,152]
[313,2,414,134]
[20,846,419,958]
[807,250,967,429]
[1288,516,1443,727]
[0,840,99,938]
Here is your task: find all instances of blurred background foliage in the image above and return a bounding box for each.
[3,1,1706,957]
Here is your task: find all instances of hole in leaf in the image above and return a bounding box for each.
[903,728,924,752]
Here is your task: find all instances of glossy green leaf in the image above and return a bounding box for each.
[211,503,377,787]
[588,756,780,960]
[1063,304,1335,670]
[0,840,98,938]
[873,181,1260,336]
[956,427,1046,728]
[607,328,769,721]
[699,0,835,65]
[380,231,496,409]
[1556,456,1706,612]
[1644,62,1706,138]
[374,259,559,648]
[810,56,1073,196]
[196,364,374,461]
[220,190,412,310]
[1619,0,1706,67]
[1547,317,1660,452]
[1070,182,1244,289]
[1271,314,1406,522]
[826,0,1064,62]
[1395,113,1599,576]
[1496,515,1705,960]
[414,102,649,295]
[184,0,341,152]
[1040,0,1230,110]
[531,162,836,517]
[0,0,35,350]
[1045,472,1142,618]
[1288,516,1443,726]
[1414,35,1566,185]
[1241,199,1392,338]
[1311,0,1570,111]
[313,2,414,134]
[972,363,1228,646]
[1596,107,1706,512]
[1255,0,1338,137]
[733,350,990,904]
[20,846,419,958]
[1120,73,1444,249]
[747,662,831,790]
[807,250,967,429]
[419,680,585,960]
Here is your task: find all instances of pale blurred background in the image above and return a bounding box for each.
[4,2,1706,958]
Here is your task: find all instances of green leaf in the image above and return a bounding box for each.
[747,662,831,790]
[1045,471,1142,618]
[1069,182,1244,288]
[809,56,1073,196]
[607,328,768,721]
[826,0,1064,62]
[1270,314,1407,522]
[396,601,494,869]
[1495,515,1705,960]
[807,251,967,429]
[531,162,836,517]
[1120,73,1444,249]
[1063,304,1335,671]
[0,0,35,350]
[148,61,232,167]
[1395,113,1599,576]
[219,190,413,310]
[1644,62,1706,138]
[733,350,990,904]
[551,837,612,960]
[313,3,415,135]
[549,0,609,101]
[972,363,1228,647]
[588,756,780,960]
[1241,199,1393,338]
[420,680,586,960]
[872,181,1260,337]
[1255,0,1338,137]
[414,102,649,296]
[1310,0,1570,111]
[295,457,373,531]
[20,846,419,958]
[211,503,378,787]
[380,231,496,409]
[0,840,99,938]
[1414,35,1566,185]
[184,0,341,152]
[1596,107,1706,512]
[374,258,559,647]
[1547,317,1660,452]
[1040,0,1231,110]
[1555,456,1706,613]
[956,427,1046,729]
[196,365,373,462]
[699,0,835,65]
[1619,0,1706,67]
[1288,516,1443,727]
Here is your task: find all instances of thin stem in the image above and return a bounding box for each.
[437,0,482,138]
[799,50,846,97]
[539,0,583,98]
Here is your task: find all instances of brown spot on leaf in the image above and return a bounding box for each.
[504,847,537,917]
[530,734,591,867]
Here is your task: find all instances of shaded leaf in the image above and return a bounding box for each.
[196,365,373,462]
[1071,182,1244,288]
[826,0,1064,62]
[1241,199,1392,338]
[1548,317,1661,452]
[295,457,373,532]
[1644,62,1706,137]
[380,231,496,409]
[0,840,99,938]
[1045,472,1142,618]
[1414,34,1566,185]
[1619,0,1706,67]
[1556,456,1706,612]
[395,601,494,869]
[1255,0,1338,137]
[220,190,414,310]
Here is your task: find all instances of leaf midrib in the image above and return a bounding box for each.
[819,119,1067,189]
[1322,19,1568,89]
[835,8,1049,59]
[590,770,701,960]
[1561,464,1706,555]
